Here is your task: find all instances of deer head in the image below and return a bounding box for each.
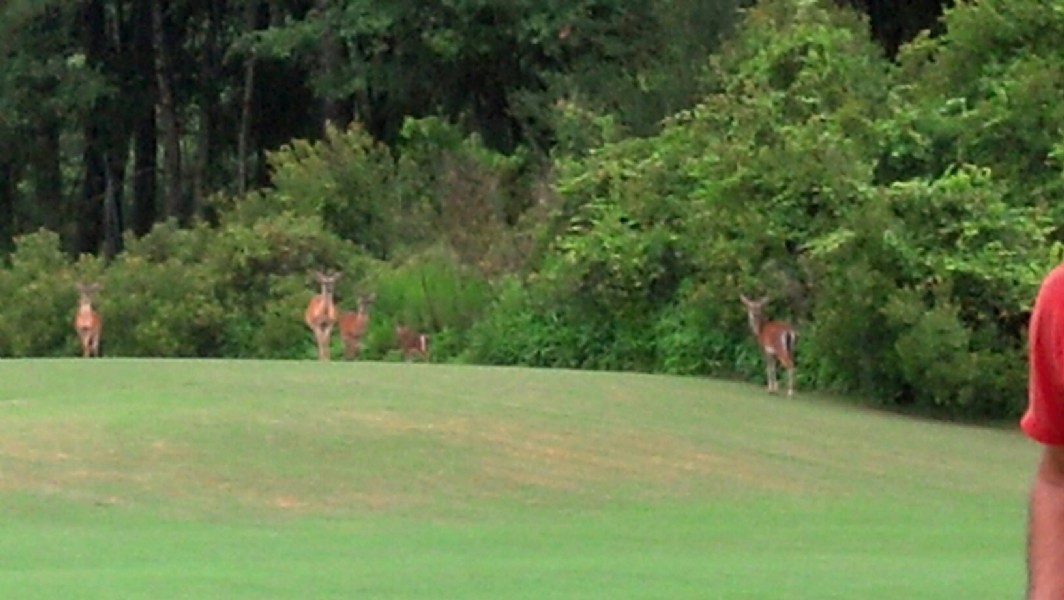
[312,270,341,295]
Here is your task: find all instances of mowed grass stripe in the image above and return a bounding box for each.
[0,359,1033,598]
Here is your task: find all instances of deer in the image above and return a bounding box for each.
[73,282,103,358]
[740,294,797,396]
[304,270,341,361]
[338,293,376,360]
[395,325,429,362]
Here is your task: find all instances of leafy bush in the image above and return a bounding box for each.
[0,230,95,357]
[100,255,224,357]
[465,277,592,368]
[266,123,399,259]
[365,246,494,360]
[653,283,746,377]
[804,167,1050,415]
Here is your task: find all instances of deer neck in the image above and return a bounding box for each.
[316,288,336,323]
[747,313,765,338]
[318,285,333,303]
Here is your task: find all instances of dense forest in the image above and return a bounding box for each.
[2,0,1060,420]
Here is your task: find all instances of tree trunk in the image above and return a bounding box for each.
[77,0,108,255]
[0,159,17,253]
[316,0,349,131]
[237,0,260,197]
[102,153,125,259]
[194,1,222,211]
[131,0,157,236]
[152,0,186,224]
[30,118,63,235]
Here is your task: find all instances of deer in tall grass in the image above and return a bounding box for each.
[740,294,797,396]
[304,270,341,361]
[338,293,376,360]
[74,282,103,358]
[395,325,429,362]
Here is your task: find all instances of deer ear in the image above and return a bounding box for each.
[739,294,751,305]
[758,296,769,305]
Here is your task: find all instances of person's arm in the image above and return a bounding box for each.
[1028,444,1064,599]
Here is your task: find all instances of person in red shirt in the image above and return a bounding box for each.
[1023,264,1064,599]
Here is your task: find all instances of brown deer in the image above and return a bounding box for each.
[74,283,103,358]
[304,270,341,361]
[395,325,429,362]
[338,293,376,360]
[740,294,797,396]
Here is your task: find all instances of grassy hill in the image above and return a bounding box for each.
[0,359,1033,598]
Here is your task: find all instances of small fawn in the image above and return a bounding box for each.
[338,293,376,360]
[304,270,341,361]
[395,325,429,362]
[74,282,103,358]
[740,294,797,396]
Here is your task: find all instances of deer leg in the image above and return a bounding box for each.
[322,325,333,361]
[765,354,778,393]
[78,331,90,358]
[786,365,795,397]
[314,326,328,361]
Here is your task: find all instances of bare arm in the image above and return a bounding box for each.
[1028,445,1064,599]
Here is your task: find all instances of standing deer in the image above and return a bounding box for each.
[740,294,797,396]
[74,283,103,358]
[395,325,429,362]
[338,293,376,360]
[304,270,341,361]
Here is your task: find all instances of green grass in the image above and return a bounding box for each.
[0,359,1034,598]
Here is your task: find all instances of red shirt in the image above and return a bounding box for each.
[1023,264,1064,445]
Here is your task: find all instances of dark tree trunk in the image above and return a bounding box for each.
[102,153,125,259]
[30,118,63,235]
[0,159,16,253]
[237,0,260,196]
[131,0,157,236]
[152,0,187,224]
[316,0,350,132]
[77,0,108,255]
[78,134,107,256]
[194,1,223,210]
[838,0,950,58]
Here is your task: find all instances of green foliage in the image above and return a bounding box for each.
[100,255,223,358]
[366,246,494,360]
[653,283,746,377]
[266,124,399,259]
[530,0,889,379]
[0,212,375,359]
[464,277,588,368]
[890,0,1064,211]
[396,116,535,274]
[0,230,89,357]
[548,99,624,160]
[805,168,1048,414]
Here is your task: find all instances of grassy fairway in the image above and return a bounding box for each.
[0,359,1033,598]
